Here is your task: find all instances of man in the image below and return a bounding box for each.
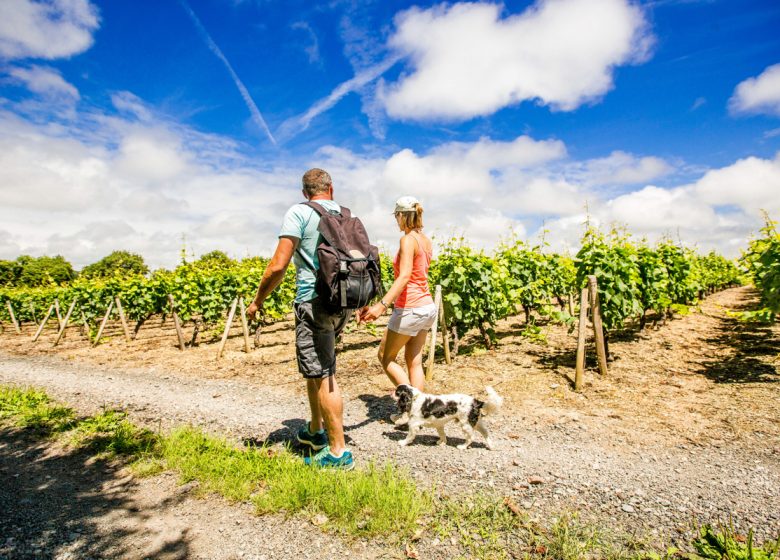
[246,168,354,470]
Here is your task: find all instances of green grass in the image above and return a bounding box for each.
[0,385,429,540]
[156,426,429,538]
[68,409,158,458]
[2,384,778,557]
[0,385,75,433]
[429,498,649,560]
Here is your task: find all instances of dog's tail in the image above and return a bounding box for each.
[482,386,503,416]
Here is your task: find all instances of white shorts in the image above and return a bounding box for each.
[387,303,437,336]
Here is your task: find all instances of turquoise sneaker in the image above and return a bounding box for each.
[303,446,355,471]
[296,422,328,451]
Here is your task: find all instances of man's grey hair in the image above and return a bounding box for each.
[302,168,332,197]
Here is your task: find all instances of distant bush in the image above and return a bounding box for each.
[194,250,235,268]
[7,255,76,287]
[81,250,149,280]
[0,260,18,286]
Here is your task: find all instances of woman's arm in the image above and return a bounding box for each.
[360,235,416,322]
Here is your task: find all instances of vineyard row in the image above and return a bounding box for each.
[0,230,749,350]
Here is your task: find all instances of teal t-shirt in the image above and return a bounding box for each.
[279,200,341,303]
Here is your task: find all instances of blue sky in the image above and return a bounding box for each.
[1,0,779,268]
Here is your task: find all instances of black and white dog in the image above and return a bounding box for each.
[393,384,503,450]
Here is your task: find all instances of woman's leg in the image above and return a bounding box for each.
[404,329,429,390]
[378,328,412,386]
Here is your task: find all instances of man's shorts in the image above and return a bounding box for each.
[387,303,437,336]
[294,298,352,378]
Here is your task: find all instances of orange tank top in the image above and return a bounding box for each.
[393,232,434,308]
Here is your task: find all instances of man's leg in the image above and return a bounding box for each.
[306,378,323,433]
[314,374,346,456]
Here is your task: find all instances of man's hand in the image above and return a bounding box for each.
[360,302,385,323]
[354,306,368,324]
[246,301,263,322]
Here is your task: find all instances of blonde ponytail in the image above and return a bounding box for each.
[398,203,424,230]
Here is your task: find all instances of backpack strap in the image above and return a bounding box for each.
[294,203,319,271]
[295,246,317,271]
[302,200,351,218]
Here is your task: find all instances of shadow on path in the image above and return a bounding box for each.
[0,426,190,559]
[700,292,779,384]
[243,418,356,457]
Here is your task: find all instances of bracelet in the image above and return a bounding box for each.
[380,299,389,309]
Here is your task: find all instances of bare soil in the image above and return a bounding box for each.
[1,286,779,559]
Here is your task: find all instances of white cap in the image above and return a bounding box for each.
[393,195,420,213]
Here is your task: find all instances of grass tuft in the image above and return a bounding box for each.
[68,409,159,458]
[0,385,75,433]
[159,427,429,538]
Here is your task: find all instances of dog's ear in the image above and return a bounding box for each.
[395,385,413,413]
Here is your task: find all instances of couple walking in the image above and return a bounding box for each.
[246,168,435,470]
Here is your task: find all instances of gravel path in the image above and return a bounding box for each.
[2,287,780,558]
[0,427,392,560]
[2,350,779,559]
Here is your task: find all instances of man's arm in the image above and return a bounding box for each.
[246,236,297,321]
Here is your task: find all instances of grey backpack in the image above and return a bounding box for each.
[297,202,381,311]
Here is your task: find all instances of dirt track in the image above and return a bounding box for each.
[1,287,779,559]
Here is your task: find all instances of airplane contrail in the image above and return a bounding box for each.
[179,0,276,145]
[276,55,401,142]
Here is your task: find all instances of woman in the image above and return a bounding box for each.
[359,196,436,394]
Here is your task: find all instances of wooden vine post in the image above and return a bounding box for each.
[440,295,452,366]
[93,300,114,347]
[114,297,131,343]
[574,286,589,392]
[54,299,63,329]
[573,277,609,391]
[5,301,21,334]
[167,295,186,351]
[53,300,77,347]
[587,276,609,377]
[238,297,251,353]
[425,285,443,381]
[80,312,91,341]
[32,303,55,342]
[217,298,239,359]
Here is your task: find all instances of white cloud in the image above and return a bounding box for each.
[381,0,653,121]
[600,154,780,254]
[730,63,780,117]
[276,55,400,142]
[0,0,99,60]
[0,112,115,211]
[0,229,22,257]
[0,100,300,269]
[497,176,583,216]
[607,185,716,232]
[8,65,79,99]
[291,21,321,65]
[691,97,706,111]
[115,131,189,183]
[567,151,673,187]
[111,91,153,122]
[694,153,780,214]
[312,136,574,251]
[1,88,776,269]
[381,135,566,200]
